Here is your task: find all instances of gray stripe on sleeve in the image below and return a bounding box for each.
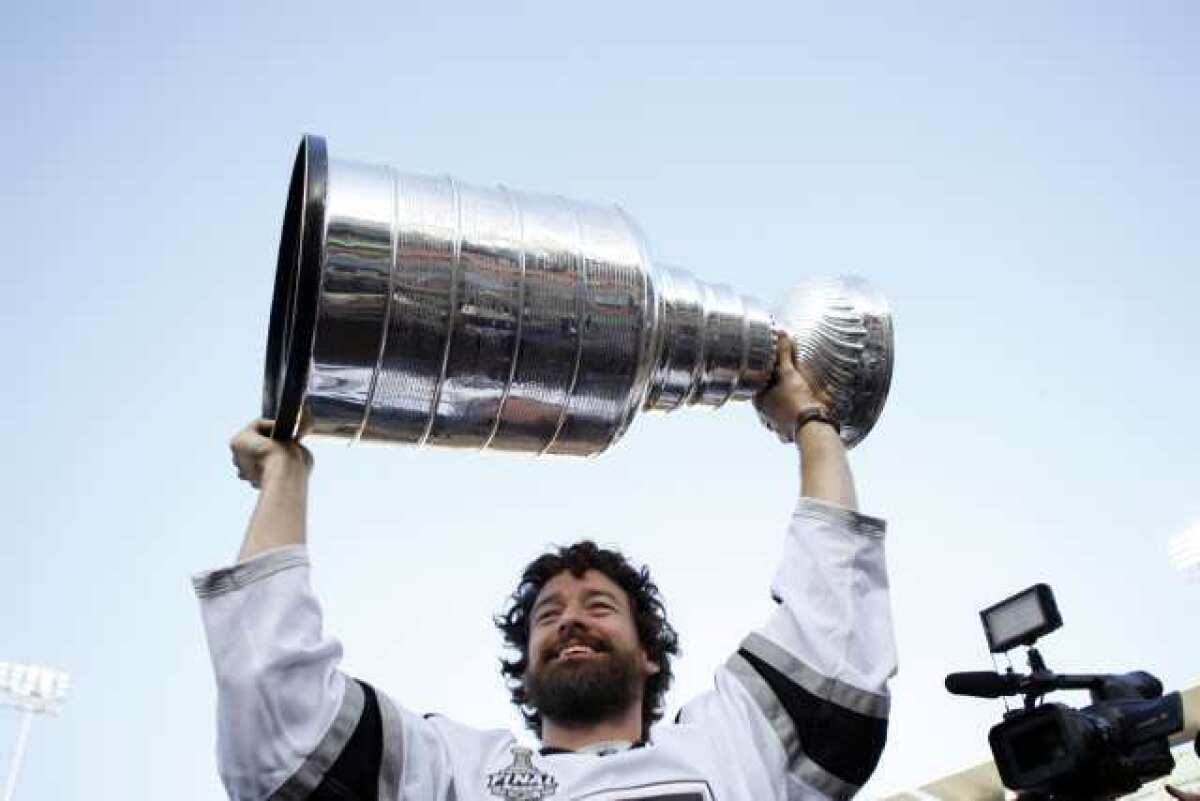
[375,687,404,800]
[192,547,309,598]
[726,653,861,801]
[725,652,797,754]
[268,676,365,801]
[741,632,890,719]
[795,498,886,538]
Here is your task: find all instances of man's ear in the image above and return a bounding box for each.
[642,653,661,677]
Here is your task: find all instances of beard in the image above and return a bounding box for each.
[524,630,643,727]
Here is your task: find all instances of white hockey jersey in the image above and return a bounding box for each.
[194,497,896,801]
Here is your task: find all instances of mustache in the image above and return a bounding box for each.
[541,626,612,660]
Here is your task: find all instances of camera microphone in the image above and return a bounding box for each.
[944,671,1021,698]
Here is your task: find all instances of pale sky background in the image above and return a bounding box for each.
[2,2,1198,798]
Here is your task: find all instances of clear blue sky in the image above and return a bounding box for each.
[1,2,1197,797]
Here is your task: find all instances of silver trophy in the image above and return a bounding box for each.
[264,135,892,456]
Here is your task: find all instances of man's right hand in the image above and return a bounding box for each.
[230,420,313,562]
[230,419,313,490]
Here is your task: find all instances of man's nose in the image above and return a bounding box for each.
[557,613,586,638]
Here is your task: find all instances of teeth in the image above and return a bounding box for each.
[559,645,595,658]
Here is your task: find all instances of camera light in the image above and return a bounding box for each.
[980,584,1062,654]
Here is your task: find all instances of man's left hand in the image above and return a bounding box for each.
[754,333,828,441]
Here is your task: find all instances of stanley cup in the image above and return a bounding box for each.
[263,135,893,456]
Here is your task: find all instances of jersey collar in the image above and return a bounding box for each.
[539,739,646,757]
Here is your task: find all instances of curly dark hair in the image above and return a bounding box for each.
[495,540,680,740]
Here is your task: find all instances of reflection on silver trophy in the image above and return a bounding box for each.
[263,135,893,456]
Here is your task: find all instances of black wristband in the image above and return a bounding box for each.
[792,407,840,440]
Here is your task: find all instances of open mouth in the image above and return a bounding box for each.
[552,637,609,662]
[556,644,601,660]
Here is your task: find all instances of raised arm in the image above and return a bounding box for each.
[679,334,895,799]
[198,420,476,800]
[754,333,857,510]
[197,420,365,801]
[229,419,312,562]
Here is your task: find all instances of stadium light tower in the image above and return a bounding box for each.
[0,663,70,801]
[1170,518,1200,582]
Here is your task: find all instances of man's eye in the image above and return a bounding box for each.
[535,609,559,624]
[588,603,615,614]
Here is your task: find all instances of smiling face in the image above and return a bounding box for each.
[524,569,660,728]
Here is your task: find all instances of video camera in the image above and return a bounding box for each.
[945,584,1187,800]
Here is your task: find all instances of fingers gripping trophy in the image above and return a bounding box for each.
[257,135,893,455]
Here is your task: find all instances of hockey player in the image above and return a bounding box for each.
[198,334,897,800]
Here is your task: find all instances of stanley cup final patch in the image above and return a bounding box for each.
[487,746,560,800]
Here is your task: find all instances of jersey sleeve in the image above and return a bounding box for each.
[192,547,464,801]
[677,497,897,800]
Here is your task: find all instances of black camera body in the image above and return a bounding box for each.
[947,584,1184,800]
[987,671,1180,799]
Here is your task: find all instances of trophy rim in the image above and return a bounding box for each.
[262,134,327,442]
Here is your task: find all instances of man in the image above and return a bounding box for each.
[195,335,897,800]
